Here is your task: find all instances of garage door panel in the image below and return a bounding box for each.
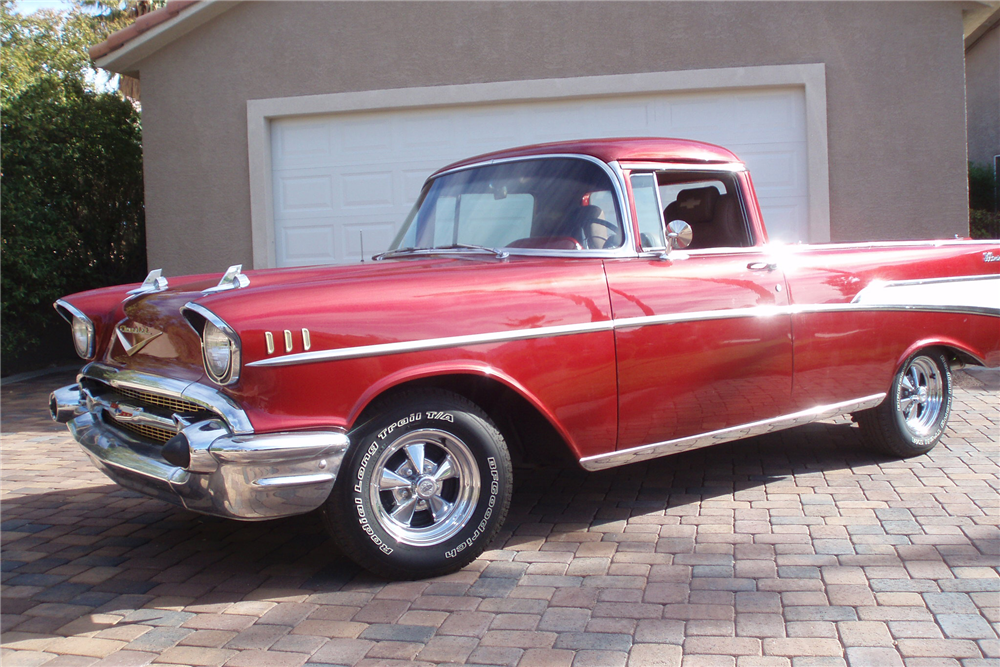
[277,174,335,213]
[272,87,810,267]
[343,222,396,262]
[273,120,333,169]
[754,200,807,243]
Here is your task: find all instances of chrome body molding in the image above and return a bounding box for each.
[203,264,250,294]
[247,287,1000,369]
[851,274,1000,316]
[580,393,887,471]
[79,362,253,434]
[248,319,616,367]
[51,384,350,520]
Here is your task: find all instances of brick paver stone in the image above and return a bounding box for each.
[1,368,996,667]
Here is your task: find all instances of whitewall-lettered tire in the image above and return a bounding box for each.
[855,349,952,458]
[324,390,512,579]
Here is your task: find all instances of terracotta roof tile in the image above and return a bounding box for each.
[89,0,198,61]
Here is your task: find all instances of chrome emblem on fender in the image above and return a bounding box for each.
[984,251,1000,263]
[116,321,164,356]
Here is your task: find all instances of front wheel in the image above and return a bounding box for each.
[855,349,952,457]
[323,390,512,580]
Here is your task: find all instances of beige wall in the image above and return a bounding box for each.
[135,1,970,274]
[966,23,1000,166]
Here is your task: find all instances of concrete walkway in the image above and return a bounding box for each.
[2,368,997,667]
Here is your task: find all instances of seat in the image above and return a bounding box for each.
[663,187,747,249]
[561,205,620,249]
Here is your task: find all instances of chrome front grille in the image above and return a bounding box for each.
[109,418,176,444]
[82,377,216,446]
[114,385,204,414]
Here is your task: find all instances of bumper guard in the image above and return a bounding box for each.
[51,382,350,520]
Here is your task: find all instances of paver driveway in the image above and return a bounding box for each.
[2,368,998,667]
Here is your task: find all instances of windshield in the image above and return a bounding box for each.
[389,158,624,253]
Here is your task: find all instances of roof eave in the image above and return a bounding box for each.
[963,1,1000,49]
[94,0,237,78]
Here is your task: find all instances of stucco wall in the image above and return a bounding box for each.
[966,23,1000,167]
[135,1,970,274]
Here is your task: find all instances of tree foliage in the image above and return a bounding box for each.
[1,1,150,373]
[969,162,998,240]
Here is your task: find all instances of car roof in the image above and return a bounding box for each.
[433,137,742,176]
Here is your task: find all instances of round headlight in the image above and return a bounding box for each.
[71,316,94,359]
[202,320,233,381]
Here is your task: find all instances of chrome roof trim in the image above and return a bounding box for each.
[618,160,746,172]
[579,393,886,471]
[79,362,253,434]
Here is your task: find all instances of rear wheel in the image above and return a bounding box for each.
[324,390,512,580]
[855,350,952,457]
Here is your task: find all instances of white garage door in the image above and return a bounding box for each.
[271,87,807,267]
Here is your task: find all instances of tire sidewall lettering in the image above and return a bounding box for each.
[345,408,505,564]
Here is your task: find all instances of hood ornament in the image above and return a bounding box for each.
[126,269,168,297]
[116,320,164,356]
[203,264,250,294]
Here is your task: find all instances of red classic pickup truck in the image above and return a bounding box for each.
[50,138,999,579]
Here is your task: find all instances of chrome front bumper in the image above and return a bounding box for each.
[51,381,350,520]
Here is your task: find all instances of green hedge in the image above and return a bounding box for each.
[1,76,146,374]
[969,162,999,240]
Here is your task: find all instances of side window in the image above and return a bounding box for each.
[630,173,666,250]
[658,173,752,249]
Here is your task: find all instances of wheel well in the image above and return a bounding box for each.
[355,375,575,467]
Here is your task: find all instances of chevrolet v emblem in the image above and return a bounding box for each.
[116,321,163,356]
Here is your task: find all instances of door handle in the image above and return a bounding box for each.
[747,261,778,271]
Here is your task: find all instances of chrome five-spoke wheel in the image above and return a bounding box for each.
[324,390,512,580]
[896,355,944,438]
[855,350,952,458]
[369,429,480,546]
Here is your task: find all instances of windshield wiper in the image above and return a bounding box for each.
[435,244,509,259]
[373,244,509,261]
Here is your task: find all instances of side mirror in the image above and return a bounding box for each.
[665,220,693,250]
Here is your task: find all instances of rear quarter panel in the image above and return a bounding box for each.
[782,241,1000,409]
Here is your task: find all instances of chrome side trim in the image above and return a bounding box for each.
[80,363,253,434]
[248,320,616,367]
[580,393,887,471]
[247,294,1000,369]
[852,274,1000,316]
